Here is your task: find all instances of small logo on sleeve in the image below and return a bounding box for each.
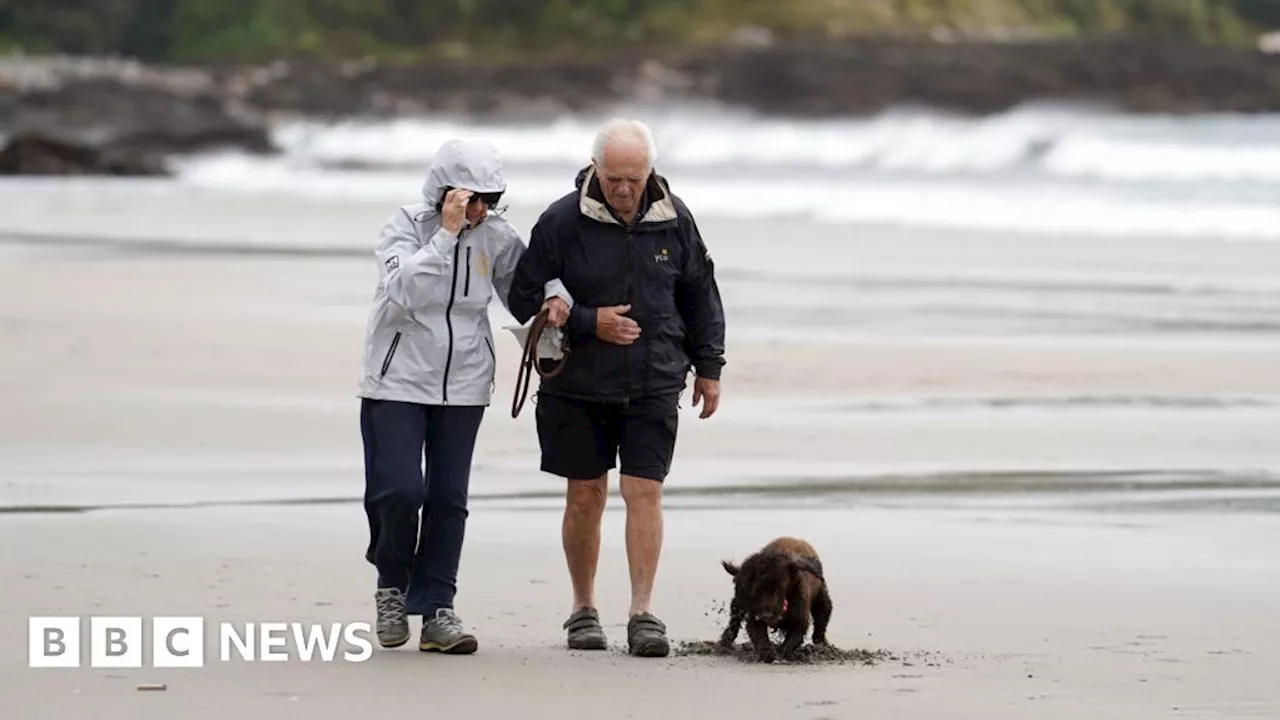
[384,256,400,272]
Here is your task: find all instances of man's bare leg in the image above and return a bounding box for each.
[620,474,664,616]
[563,476,608,611]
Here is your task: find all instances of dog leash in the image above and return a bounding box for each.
[511,307,570,418]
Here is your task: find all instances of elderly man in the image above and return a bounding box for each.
[507,118,726,657]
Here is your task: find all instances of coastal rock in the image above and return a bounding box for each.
[218,35,1280,118]
[1,56,275,175]
[0,131,167,176]
[672,35,1280,116]
[218,55,617,119]
[10,77,274,149]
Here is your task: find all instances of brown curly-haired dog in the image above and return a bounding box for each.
[718,536,832,662]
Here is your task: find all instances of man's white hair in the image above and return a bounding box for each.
[591,117,658,168]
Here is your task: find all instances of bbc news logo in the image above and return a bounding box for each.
[29,617,374,667]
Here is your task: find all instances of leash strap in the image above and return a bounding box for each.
[511,308,570,418]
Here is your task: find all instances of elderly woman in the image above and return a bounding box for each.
[358,138,570,654]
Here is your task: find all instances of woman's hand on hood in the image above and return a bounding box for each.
[441,188,473,235]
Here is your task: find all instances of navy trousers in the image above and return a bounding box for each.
[360,397,484,616]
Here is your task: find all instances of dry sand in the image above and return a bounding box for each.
[2,188,1280,718]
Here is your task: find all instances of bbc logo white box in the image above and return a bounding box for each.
[90,616,143,668]
[29,617,80,668]
[152,617,204,667]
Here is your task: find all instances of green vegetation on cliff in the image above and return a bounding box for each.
[2,0,1278,64]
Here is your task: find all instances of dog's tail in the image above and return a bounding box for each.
[720,559,739,576]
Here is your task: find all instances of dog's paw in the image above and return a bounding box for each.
[778,647,796,659]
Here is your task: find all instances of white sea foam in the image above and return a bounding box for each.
[172,103,1280,241]
[263,104,1280,181]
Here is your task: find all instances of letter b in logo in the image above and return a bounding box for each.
[91,617,142,668]
[153,617,204,667]
[29,617,80,668]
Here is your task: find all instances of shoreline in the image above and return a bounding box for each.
[3,466,1280,515]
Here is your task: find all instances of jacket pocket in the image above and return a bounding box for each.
[380,331,402,377]
[483,336,496,388]
[464,246,472,296]
[645,317,687,388]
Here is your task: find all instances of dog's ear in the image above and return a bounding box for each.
[721,559,739,576]
[791,556,824,581]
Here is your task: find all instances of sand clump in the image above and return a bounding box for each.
[693,597,906,666]
[674,640,901,666]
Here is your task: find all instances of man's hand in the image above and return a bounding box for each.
[541,296,570,327]
[596,304,641,345]
[441,188,473,235]
[691,376,720,419]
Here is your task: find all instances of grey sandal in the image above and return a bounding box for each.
[564,608,608,650]
[627,612,670,657]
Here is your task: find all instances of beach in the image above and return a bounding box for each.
[3,502,1280,719]
[2,124,1280,718]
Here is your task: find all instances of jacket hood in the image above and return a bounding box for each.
[421,139,507,209]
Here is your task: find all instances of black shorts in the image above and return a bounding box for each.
[534,391,680,482]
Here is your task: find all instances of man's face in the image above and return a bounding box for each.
[596,144,650,219]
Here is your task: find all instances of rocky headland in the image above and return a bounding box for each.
[3,34,1279,175]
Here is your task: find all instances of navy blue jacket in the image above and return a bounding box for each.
[508,165,726,403]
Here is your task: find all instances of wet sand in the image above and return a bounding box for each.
[2,187,1280,717]
[1,243,1278,512]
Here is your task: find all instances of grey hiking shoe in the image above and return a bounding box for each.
[419,608,478,654]
[627,612,670,657]
[374,588,409,648]
[564,607,608,650]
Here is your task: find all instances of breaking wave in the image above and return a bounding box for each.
[174,102,1280,240]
